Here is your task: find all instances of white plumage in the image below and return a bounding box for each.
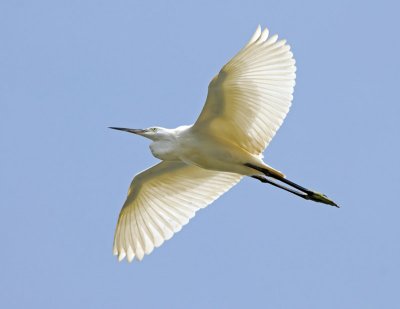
[195,25,295,155]
[111,25,337,262]
[114,161,242,261]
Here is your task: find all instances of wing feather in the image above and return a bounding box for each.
[113,161,242,262]
[194,26,296,155]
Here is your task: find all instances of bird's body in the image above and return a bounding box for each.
[149,125,279,177]
[110,25,338,262]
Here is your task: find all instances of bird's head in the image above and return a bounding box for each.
[109,126,170,141]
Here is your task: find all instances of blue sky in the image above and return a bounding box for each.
[1,0,399,308]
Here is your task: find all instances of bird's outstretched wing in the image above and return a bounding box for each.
[194,25,296,155]
[113,161,242,262]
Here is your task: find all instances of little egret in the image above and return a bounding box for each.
[110,25,338,262]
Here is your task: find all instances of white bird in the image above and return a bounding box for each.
[110,25,338,263]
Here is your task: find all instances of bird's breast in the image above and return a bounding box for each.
[149,140,180,161]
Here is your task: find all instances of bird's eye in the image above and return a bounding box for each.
[152,128,157,132]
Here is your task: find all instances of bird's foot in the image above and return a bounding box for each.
[305,191,339,208]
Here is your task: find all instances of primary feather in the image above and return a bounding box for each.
[194,25,296,155]
[113,161,241,262]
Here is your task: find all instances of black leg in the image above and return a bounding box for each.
[245,163,312,194]
[251,176,310,200]
[247,163,339,207]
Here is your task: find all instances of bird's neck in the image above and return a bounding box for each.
[149,125,192,160]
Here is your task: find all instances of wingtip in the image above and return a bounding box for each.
[255,24,262,38]
[259,27,269,42]
[266,34,279,45]
[245,25,262,47]
[118,250,126,262]
[127,247,135,262]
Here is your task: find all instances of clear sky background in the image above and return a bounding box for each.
[1,1,399,308]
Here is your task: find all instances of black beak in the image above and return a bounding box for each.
[108,127,147,135]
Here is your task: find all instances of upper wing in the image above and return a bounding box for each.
[113,161,242,262]
[193,25,296,155]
